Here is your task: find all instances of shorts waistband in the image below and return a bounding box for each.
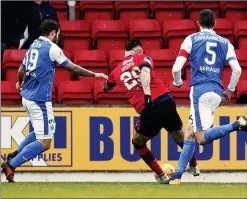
[153,92,172,105]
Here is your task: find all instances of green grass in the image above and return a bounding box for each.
[2,182,247,198]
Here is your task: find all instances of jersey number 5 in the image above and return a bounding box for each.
[205,42,217,65]
[120,66,141,90]
[25,49,39,71]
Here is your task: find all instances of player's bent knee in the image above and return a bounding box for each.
[39,139,52,151]
[195,131,207,146]
[132,139,146,149]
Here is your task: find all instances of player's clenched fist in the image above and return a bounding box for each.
[95,73,108,80]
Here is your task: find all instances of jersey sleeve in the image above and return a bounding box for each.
[138,55,153,69]
[178,35,192,58]
[49,44,70,67]
[226,41,237,62]
[107,68,118,86]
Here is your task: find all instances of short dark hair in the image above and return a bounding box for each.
[125,39,142,51]
[199,9,215,29]
[40,19,60,36]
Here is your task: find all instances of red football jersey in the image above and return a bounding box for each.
[108,54,169,113]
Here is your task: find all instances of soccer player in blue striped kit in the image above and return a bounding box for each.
[164,9,247,184]
[1,20,108,182]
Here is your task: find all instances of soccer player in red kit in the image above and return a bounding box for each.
[104,39,199,183]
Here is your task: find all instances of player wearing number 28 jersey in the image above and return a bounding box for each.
[165,9,247,185]
[104,39,199,183]
[1,20,107,183]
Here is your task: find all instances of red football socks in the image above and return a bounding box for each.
[137,146,163,176]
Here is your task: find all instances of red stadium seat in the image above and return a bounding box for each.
[168,80,190,104]
[220,2,247,26]
[80,1,113,29]
[60,20,91,58]
[94,80,128,104]
[58,81,93,104]
[115,1,150,30]
[109,50,125,71]
[145,49,178,86]
[1,81,21,105]
[130,20,163,51]
[2,49,27,83]
[236,81,247,103]
[163,20,196,51]
[74,50,108,89]
[50,1,80,20]
[214,19,234,44]
[150,2,185,26]
[234,20,247,49]
[92,20,128,57]
[185,2,220,27]
[222,50,247,83]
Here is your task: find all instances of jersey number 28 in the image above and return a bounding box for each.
[120,67,141,90]
[205,42,217,65]
[25,49,39,71]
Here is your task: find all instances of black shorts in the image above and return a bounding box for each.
[135,93,183,138]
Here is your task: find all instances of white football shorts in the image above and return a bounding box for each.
[22,97,56,139]
[189,86,222,132]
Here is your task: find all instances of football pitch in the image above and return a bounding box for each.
[2,182,247,198]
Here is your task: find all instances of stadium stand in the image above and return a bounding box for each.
[109,50,125,71]
[58,80,94,104]
[54,50,72,90]
[234,20,247,49]
[94,80,128,104]
[2,49,27,83]
[1,1,246,105]
[130,20,163,52]
[60,20,91,58]
[74,49,108,89]
[163,19,196,51]
[220,1,247,26]
[150,2,185,26]
[50,0,80,20]
[185,1,220,26]
[92,20,128,57]
[115,1,150,30]
[79,1,114,29]
[145,49,178,86]
[1,81,22,105]
[214,18,234,44]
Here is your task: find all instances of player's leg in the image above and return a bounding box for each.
[169,130,199,176]
[167,87,201,184]
[195,92,247,145]
[7,99,37,160]
[2,100,55,182]
[162,94,199,177]
[132,110,168,183]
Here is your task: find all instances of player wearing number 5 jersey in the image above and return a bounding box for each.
[165,9,247,185]
[1,20,108,183]
[104,39,199,183]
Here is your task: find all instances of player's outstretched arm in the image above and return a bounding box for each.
[16,66,26,92]
[64,61,108,79]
